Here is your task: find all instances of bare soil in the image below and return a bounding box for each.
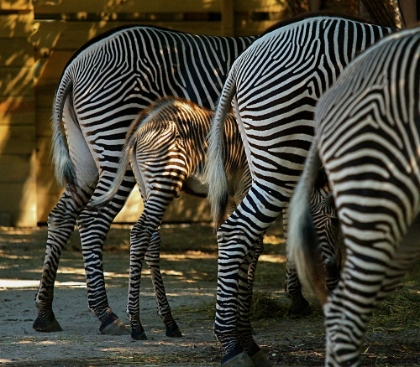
[0,221,419,366]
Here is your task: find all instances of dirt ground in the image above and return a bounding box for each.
[0,221,419,367]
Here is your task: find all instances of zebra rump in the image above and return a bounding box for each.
[288,27,420,366]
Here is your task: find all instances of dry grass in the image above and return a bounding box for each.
[180,265,420,334]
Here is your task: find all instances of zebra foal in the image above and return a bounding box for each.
[91,97,252,339]
[288,27,420,366]
[205,15,394,366]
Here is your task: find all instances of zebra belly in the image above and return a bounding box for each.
[183,175,209,198]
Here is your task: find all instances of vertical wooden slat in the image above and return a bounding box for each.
[399,0,417,26]
[0,7,37,227]
[221,0,235,36]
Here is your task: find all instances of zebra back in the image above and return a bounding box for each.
[91,97,249,213]
[51,26,256,190]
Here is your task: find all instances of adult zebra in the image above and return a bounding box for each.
[205,16,395,366]
[288,27,420,367]
[33,25,256,336]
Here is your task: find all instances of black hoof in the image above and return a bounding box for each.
[222,350,253,367]
[99,312,130,335]
[33,313,63,332]
[166,324,182,337]
[288,299,312,319]
[131,328,148,340]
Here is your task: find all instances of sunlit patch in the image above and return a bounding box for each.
[160,252,217,260]
[0,253,31,260]
[0,279,87,289]
[263,235,285,245]
[161,270,183,276]
[259,254,287,263]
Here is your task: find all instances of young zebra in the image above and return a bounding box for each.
[205,15,394,366]
[288,28,420,366]
[90,97,252,339]
[91,96,336,349]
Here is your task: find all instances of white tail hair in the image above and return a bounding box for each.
[204,71,237,230]
[287,142,329,304]
[51,71,76,189]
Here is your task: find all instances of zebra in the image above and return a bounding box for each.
[32,25,256,336]
[89,96,252,339]
[288,27,420,367]
[205,15,395,367]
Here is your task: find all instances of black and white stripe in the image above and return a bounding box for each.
[205,15,394,366]
[90,97,251,339]
[289,27,420,367]
[33,26,255,334]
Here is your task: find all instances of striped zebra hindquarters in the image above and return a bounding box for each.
[206,15,395,367]
[290,28,420,366]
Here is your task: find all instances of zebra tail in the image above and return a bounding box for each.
[288,143,329,305]
[205,73,236,231]
[51,71,77,189]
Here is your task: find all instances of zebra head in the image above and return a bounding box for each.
[310,169,342,293]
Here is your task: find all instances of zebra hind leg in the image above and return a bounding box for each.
[145,230,182,337]
[78,202,130,335]
[237,243,273,367]
[34,185,94,332]
[77,176,135,335]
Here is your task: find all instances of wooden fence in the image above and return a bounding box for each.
[0,0,287,226]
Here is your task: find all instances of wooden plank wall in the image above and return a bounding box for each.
[1,0,287,226]
[0,0,36,227]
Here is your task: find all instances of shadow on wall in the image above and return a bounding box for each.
[0,8,37,227]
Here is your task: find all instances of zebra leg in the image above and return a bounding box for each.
[237,240,273,367]
[33,187,91,332]
[77,177,135,335]
[128,202,168,340]
[145,231,182,338]
[215,183,281,367]
[282,207,312,318]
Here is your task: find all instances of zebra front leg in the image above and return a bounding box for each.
[33,191,80,332]
[145,231,182,337]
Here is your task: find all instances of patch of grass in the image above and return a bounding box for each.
[178,291,298,320]
[370,286,420,332]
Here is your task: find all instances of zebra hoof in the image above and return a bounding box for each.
[131,328,148,340]
[288,299,312,319]
[166,325,182,337]
[250,350,272,367]
[33,313,63,332]
[222,351,254,367]
[99,313,130,335]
